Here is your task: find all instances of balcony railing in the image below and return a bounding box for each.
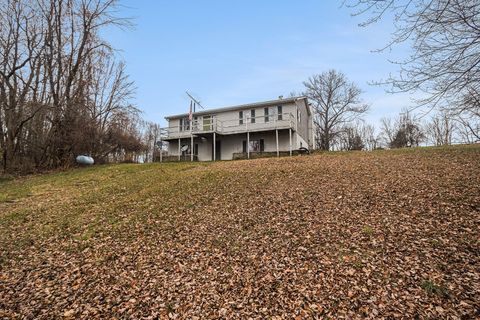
[161,113,295,139]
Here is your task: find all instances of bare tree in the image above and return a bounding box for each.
[425,111,456,146]
[380,110,425,148]
[335,121,378,151]
[452,92,480,142]
[455,116,480,143]
[0,0,46,171]
[361,123,379,150]
[85,52,136,160]
[379,117,396,147]
[143,121,161,163]
[344,0,480,115]
[337,124,365,151]
[303,70,369,150]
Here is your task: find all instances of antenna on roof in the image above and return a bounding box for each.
[186,91,205,113]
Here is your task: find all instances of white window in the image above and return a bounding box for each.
[242,139,265,152]
[267,106,277,122]
[192,116,199,131]
[179,118,190,131]
[250,140,260,152]
[203,115,214,131]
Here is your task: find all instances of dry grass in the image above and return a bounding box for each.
[1,145,479,319]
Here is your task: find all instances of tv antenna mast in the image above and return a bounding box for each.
[186,91,206,113]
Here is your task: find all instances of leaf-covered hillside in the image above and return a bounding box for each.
[1,145,479,319]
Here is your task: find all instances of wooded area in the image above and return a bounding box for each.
[0,0,152,174]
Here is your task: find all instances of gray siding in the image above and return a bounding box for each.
[295,99,311,147]
[167,130,303,161]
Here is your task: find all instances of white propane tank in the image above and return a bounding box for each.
[76,155,94,165]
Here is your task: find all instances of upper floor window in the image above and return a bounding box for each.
[265,106,279,122]
[239,111,243,125]
[179,118,190,131]
[203,115,214,131]
[277,106,283,120]
[192,116,198,130]
[250,109,256,123]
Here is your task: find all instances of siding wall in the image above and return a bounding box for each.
[214,102,297,129]
[168,101,298,133]
[167,130,304,161]
[219,130,295,160]
[295,99,312,148]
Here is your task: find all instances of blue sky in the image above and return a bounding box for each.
[105,0,412,127]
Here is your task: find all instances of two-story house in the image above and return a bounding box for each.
[160,96,314,161]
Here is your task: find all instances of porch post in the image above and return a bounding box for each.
[247,131,250,159]
[289,128,292,156]
[276,129,279,157]
[190,133,194,162]
[246,116,249,159]
[159,135,163,163]
[178,138,181,161]
[213,132,216,161]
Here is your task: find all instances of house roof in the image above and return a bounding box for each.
[164,96,310,120]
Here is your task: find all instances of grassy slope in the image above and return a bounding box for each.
[0,145,479,318]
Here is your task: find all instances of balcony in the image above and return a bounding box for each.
[161,113,295,140]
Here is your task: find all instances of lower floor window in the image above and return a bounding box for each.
[250,140,260,152]
[243,139,264,152]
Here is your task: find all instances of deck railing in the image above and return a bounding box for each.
[160,112,295,139]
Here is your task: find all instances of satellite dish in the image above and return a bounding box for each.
[180,145,189,152]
